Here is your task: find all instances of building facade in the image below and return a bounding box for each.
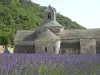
[14,5,100,54]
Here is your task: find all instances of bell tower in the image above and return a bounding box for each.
[44,5,56,22]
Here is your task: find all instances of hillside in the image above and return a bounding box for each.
[0,0,85,46]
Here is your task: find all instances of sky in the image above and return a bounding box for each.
[32,0,100,29]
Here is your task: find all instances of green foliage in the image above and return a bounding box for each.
[0,36,9,48]
[0,0,85,46]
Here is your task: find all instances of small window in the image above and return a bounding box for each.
[48,13,51,19]
[53,47,55,52]
[45,47,47,52]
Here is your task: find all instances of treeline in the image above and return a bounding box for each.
[0,0,85,47]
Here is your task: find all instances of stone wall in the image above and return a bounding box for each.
[0,45,4,53]
[80,39,96,54]
[14,45,35,53]
[35,40,60,54]
[96,39,100,54]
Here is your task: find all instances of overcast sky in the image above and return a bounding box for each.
[32,0,100,29]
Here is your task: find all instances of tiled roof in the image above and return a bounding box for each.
[14,30,35,42]
[14,28,100,46]
[15,41,34,45]
[60,29,100,39]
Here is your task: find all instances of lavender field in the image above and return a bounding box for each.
[0,54,100,75]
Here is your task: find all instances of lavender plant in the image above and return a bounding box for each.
[0,54,100,75]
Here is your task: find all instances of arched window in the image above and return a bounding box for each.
[53,47,55,52]
[45,47,47,52]
[48,13,51,19]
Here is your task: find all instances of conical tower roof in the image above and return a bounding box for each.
[35,28,60,42]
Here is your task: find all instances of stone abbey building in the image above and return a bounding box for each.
[14,5,100,54]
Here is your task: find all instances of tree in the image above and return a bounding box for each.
[0,0,11,5]
[0,36,8,49]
